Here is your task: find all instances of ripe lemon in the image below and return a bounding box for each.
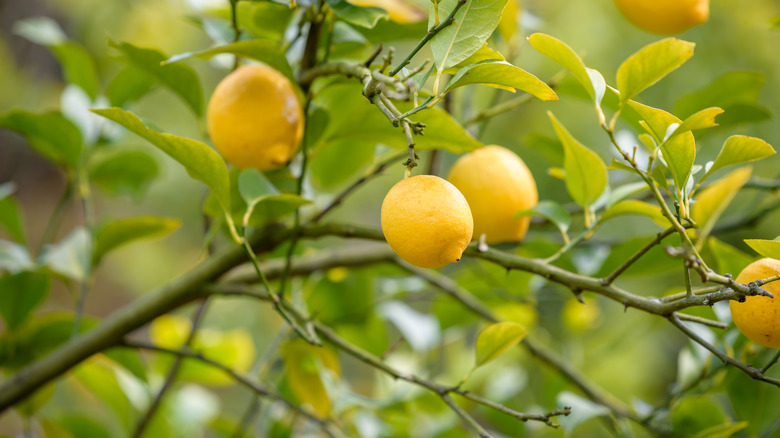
[729,258,780,348]
[614,0,708,34]
[447,145,538,244]
[348,0,426,23]
[381,175,473,269]
[207,64,304,171]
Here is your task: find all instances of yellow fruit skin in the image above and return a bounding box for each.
[730,258,780,348]
[381,175,473,269]
[347,0,426,23]
[614,0,709,34]
[207,65,303,171]
[447,145,538,244]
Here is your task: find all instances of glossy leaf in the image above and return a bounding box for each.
[744,239,780,260]
[0,111,82,168]
[0,240,34,274]
[429,0,510,70]
[616,38,695,102]
[112,41,203,116]
[497,0,518,42]
[442,60,558,100]
[0,271,49,332]
[475,321,527,367]
[628,101,695,191]
[0,193,26,244]
[548,112,607,208]
[673,107,724,135]
[93,216,181,265]
[700,135,775,183]
[165,40,294,82]
[691,167,752,243]
[40,227,92,282]
[92,108,231,215]
[328,0,388,28]
[527,33,601,103]
[89,149,159,197]
[515,201,571,237]
[601,200,669,228]
[443,44,505,74]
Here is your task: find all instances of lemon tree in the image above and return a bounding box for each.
[1,1,780,437]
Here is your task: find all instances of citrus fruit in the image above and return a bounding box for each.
[614,0,709,35]
[347,0,426,23]
[207,64,304,171]
[381,175,473,269]
[729,258,780,348]
[447,145,538,244]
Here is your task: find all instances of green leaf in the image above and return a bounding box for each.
[616,38,695,102]
[671,395,729,437]
[674,71,766,119]
[106,66,155,107]
[327,0,388,28]
[515,200,571,237]
[14,17,100,100]
[0,271,50,332]
[92,108,231,215]
[429,0,510,70]
[527,33,603,103]
[707,237,753,278]
[744,238,780,260]
[0,192,26,244]
[627,101,695,192]
[601,200,669,228]
[474,321,527,367]
[165,40,295,82]
[442,60,558,101]
[693,422,748,438]
[103,347,148,382]
[672,107,724,136]
[692,167,752,244]
[40,227,92,282]
[443,44,504,74]
[233,1,296,40]
[607,158,637,174]
[89,149,159,197]
[0,111,83,168]
[700,135,775,184]
[548,112,607,208]
[281,339,341,418]
[247,194,311,226]
[93,216,181,266]
[238,168,279,206]
[0,240,34,274]
[112,41,203,116]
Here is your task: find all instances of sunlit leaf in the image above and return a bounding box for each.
[0,271,49,332]
[442,60,557,100]
[707,238,754,277]
[444,44,505,74]
[40,227,92,282]
[93,216,181,265]
[429,0,510,70]
[616,38,695,102]
[548,112,607,208]
[475,321,527,367]
[281,339,341,418]
[0,111,82,168]
[672,107,724,136]
[112,41,203,115]
[497,0,519,42]
[744,238,780,260]
[527,33,602,103]
[92,108,231,215]
[692,167,752,244]
[627,101,695,192]
[601,200,669,228]
[700,135,775,184]
[165,40,294,82]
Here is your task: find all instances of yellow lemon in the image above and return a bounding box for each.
[381,175,473,269]
[347,0,426,23]
[207,64,304,171]
[730,258,780,348]
[614,0,709,35]
[447,145,538,244]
